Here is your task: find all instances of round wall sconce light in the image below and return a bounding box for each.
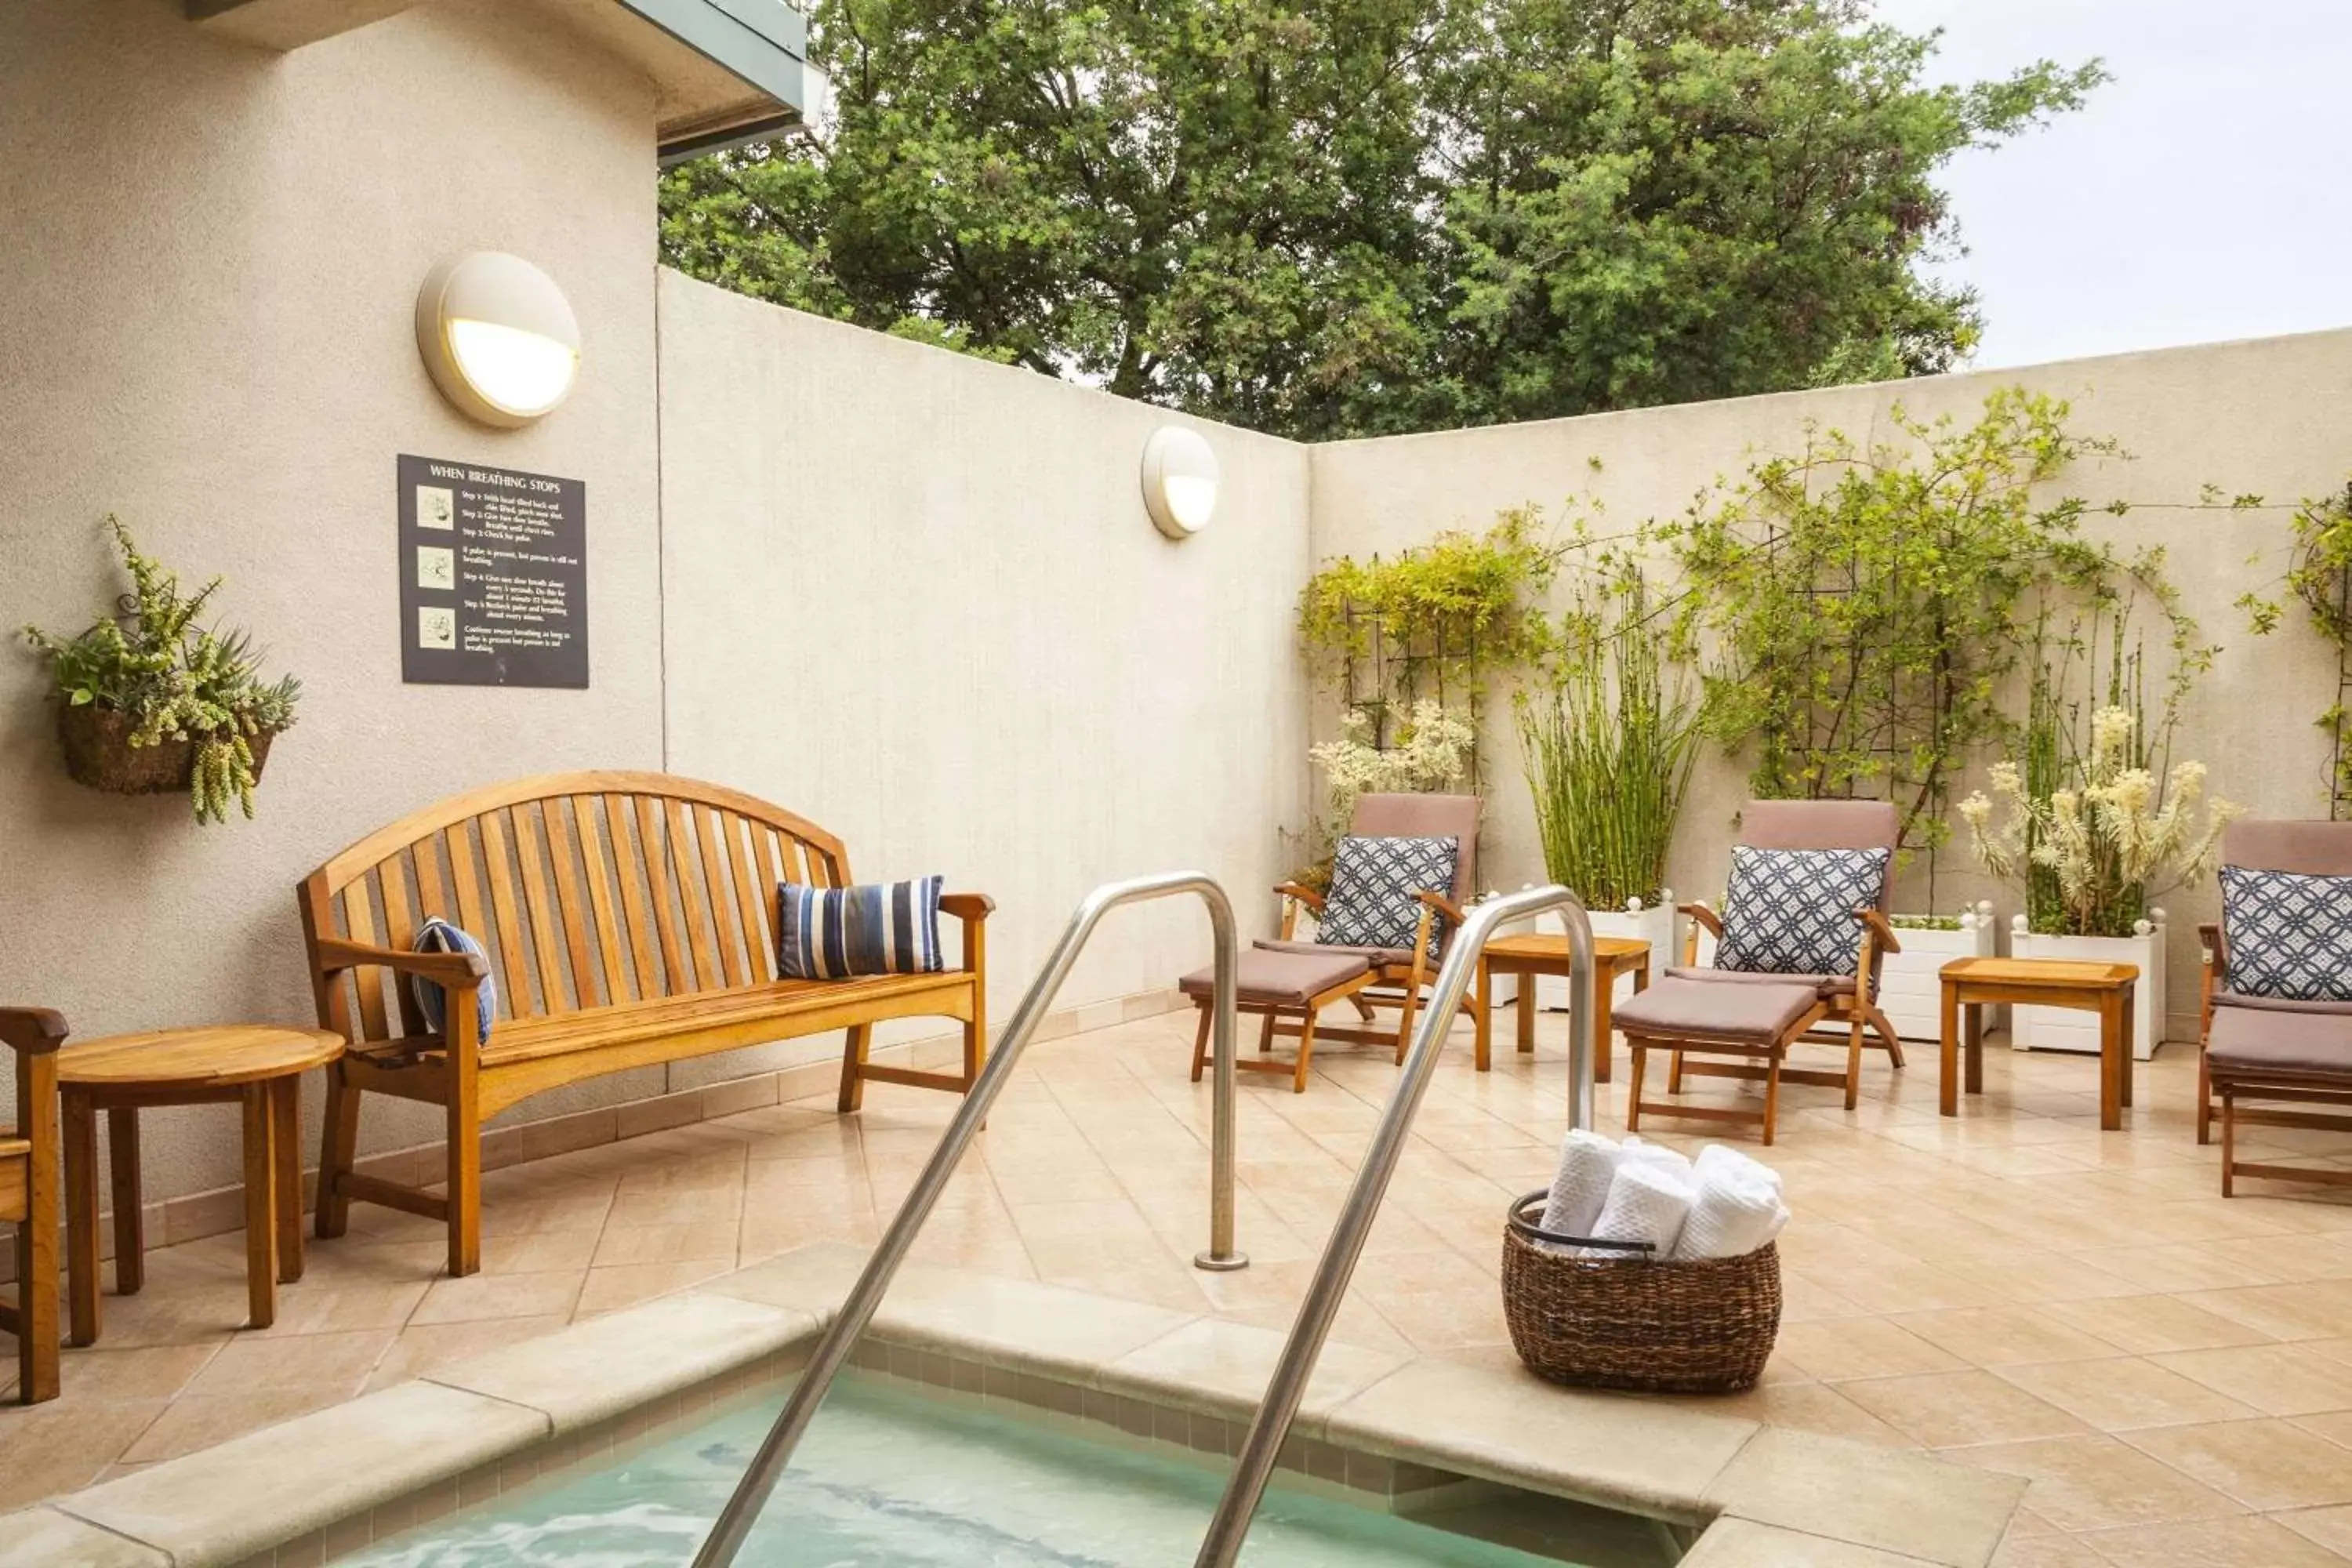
[415,252,581,428]
[1141,425,1221,539]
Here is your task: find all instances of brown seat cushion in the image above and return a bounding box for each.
[1664,966,1857,1000]
[1255,937,1417,968]
[1182,949,1370,1007]
[1613,975,1820,1044]
[2206,999,2352,1079]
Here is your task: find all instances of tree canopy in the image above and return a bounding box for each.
[659,0,2101,440]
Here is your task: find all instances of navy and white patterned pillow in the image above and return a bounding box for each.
[2220,864,2352,1002]
[412,917,496,1042]
[1715,845,1889,978]
[1317,834,1459,958]
[779,877,944,979]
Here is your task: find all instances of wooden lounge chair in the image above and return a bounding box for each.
[1612,800,1904,1144]
[0,1007,64,1403]
[2198,819,2352,1195]
[1263,792,1480,1062]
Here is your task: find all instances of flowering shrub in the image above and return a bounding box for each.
[1959,706,2236,937]
[1290,699,1475,890]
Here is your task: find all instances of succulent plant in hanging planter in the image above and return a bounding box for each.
[23,518,300,824]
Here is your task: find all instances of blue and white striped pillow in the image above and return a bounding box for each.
[777,877,945,980]
[411,916,496,1041]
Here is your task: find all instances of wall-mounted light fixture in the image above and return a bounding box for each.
[415,252,581,428]
[1141,425,1220,539]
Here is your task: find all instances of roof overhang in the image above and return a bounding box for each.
[187,0,804,162]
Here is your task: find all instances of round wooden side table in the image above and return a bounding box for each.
[59,1025,344,1341]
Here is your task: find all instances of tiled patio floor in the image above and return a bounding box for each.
[5,1002,2352,1566]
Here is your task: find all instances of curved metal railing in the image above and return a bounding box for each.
[691,871,1247,1568]
[1193,884,1596,1566]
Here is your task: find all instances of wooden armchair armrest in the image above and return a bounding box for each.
[0,1007,69,1055]
[1858,907,1901,954]
[1415,890,1468,927]
[1678,903,1723,938]
[312,937,488,988]
[1273,882,1327,913]
[940,891,992,973]
[2198,921,2226,971]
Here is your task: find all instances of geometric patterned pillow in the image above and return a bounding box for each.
[1317,834,1459,959]
[2220,863,2352,1002]
[1714,844,1890,978]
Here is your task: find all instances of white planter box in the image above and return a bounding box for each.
[2008,927,2167,1060]
[1876,919,2001,1042]
[1532,902,1681,1012]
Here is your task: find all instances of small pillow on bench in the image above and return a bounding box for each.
[1317,834,1459,959]
[412,916,497,1041]
[779,876,945,979]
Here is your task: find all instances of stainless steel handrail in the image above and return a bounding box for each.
[1193,884,1595,1568]
[691,871,1247,1568]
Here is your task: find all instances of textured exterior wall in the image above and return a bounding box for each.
[653,273,1316,1082]
[1308,330,2352,1036]
[0,0,669,1203]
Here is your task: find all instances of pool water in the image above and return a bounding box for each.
[343,1377,1671,1566]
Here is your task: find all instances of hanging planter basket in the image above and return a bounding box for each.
[56,705,276,797]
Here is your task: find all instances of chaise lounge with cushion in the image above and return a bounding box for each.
[2199,818,2352,1195]
[1610,800,1904,1144]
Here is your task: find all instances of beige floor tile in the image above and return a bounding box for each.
[1837,1369,2091,1449]
[361,1315,572,1392]
[591,1220,741,1266]
[574,1260,734,1316]
[1894,1306,2129,1367]
[2150,1343,2352,1417]
[2122,1418,2352,1512]
[1994,1357,2259,1432]
[1773,1317,1969,1381]
[2078,1513,2352,1566]
[42,1342,223,1403]
[409,1269,586,1327]
[118,1383,350,1464]
[1702,1381,1918,1449]
[0,1399,168,1510]
[2277,1503,2352,1557]
[2042,1294,2277,1356]
[181,1328,394,1397]
[2177,1282,2352,1342]
[1987,1534,2110,1568]
[1961,1433,2245,1531]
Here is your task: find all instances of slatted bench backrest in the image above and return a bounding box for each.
[299,772,848,1047]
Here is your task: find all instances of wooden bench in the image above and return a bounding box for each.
[0,1008,63,1403]
[298,771,992,1276]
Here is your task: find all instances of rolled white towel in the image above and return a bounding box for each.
[1695,1142,1783,1192]
[1619,1136,1694,1181]
[1539,1129,1622,1241]
[1586,1160,1695,1259]
[1672,1161,1790,1261]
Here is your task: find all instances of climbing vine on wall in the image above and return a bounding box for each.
[2242,481,2352,817]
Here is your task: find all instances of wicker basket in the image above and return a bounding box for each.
[1501,1189,1781,1394]
[57,706,275,796]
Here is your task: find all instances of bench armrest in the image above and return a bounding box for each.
[313,937,489,988]
[1416,890,1468,927]
[1859,907,1901,955]
[1678,902,1722,938]
[939,892,995,922]
[1274,882,1327,913]
[0,1007,68,1056]
[939,891,992,973]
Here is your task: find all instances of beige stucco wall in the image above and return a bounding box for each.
[1308,329,2352,1036]
[0,0,670,1203]
[654,273,1315,1080]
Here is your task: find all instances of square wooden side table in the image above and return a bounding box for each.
[59,1025,344,1340]
[1474,933,1653,1087]
[1938,958,2139,1130]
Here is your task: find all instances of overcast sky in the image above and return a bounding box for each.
[1872,0,2352,370]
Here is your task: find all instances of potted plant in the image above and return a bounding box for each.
[1515,569,1697,1009]
[1960,705,2237,1060]
[24,518,300,824]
